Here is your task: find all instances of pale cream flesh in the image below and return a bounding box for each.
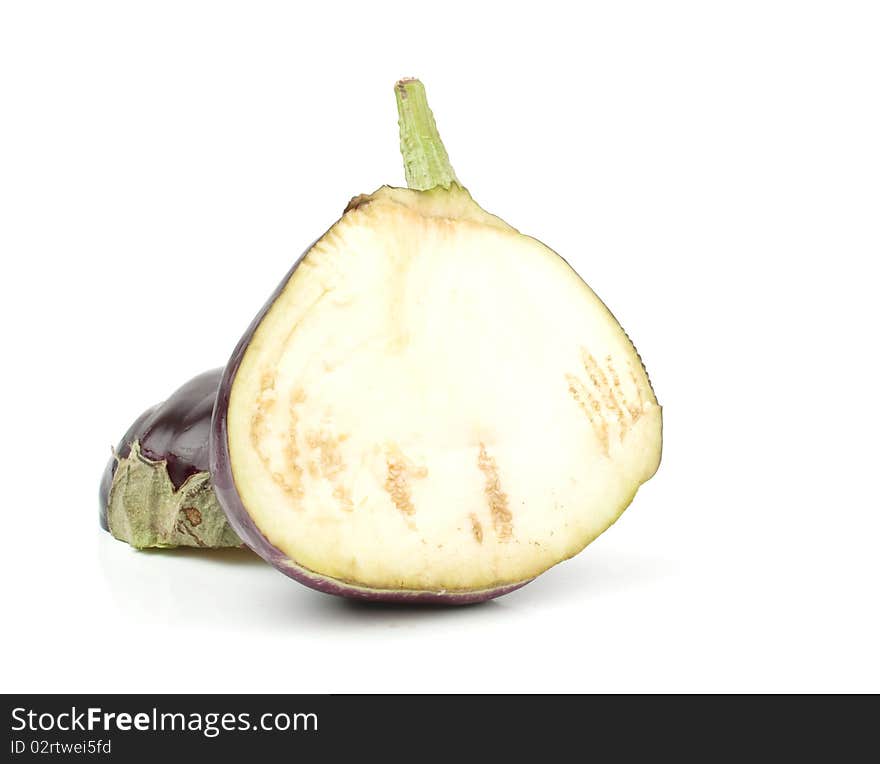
[226,187,662,592]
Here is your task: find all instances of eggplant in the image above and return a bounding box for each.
[209,79,662,603]
[101,369,242,549]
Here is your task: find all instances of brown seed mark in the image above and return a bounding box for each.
[607,355,642,424]
[333,485,354,512]
[628,362,646,412]
[566,373,609,455]
[307,431,344,479]
[306,428,353,512]
[250,377,305,502]
[249,371,276,454]
[278,387,306,500]
[470,513,484,544]
[181,507,202,527]
[582,349,628,440]
[477,443,513,541]
[567,347,655,454]
[384,447,428,517]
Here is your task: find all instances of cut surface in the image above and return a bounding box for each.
[225,186,661,593]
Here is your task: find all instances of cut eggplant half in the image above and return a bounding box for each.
[101,369,242,549]
[211,80,662,602]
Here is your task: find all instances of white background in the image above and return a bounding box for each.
[1,1,878,693]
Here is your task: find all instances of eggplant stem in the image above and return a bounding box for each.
[395,78,459,191]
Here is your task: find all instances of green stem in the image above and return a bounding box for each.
[395,78,459,191]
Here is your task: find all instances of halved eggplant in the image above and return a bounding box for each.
[210,79,662,602]
[101,369,242,549]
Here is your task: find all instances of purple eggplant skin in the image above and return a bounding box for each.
[209,255,532,604]
[99,368,222,530]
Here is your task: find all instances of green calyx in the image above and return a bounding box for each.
[395,78,459,192]
[106,442,242,549]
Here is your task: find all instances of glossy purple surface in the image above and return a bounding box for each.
[209,252,530,604]
[99,368,222,529]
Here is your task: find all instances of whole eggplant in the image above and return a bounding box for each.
[100,369,242,549]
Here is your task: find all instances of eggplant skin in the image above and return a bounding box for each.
[99,368,222,530]
[209,252,530,604]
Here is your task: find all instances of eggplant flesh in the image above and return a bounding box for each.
[209,80,662,603]
[101,369,242,549]
[211,186,662,601]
